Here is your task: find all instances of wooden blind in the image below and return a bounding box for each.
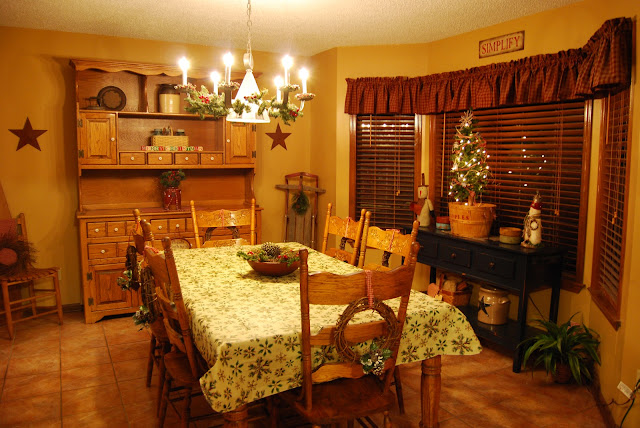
[351,115,420,231]
[431,101,590,282]
[590,88,631,328]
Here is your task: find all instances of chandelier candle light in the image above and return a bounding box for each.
[175,0,314,125]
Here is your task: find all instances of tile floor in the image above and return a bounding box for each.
[0,312,608,427]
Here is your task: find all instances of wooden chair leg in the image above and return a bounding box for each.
[28,280,37,317]
[146,335,157,387]
[394,366,405,414]
[347,420,355,428]
[181,385,192,428]
[157,376,170,428]
[156,346,167,415]
[53,273,63,325]
[2,282,14,340]
[383,410,391,428]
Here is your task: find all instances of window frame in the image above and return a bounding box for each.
[349,114,422,231]
[589,88,633,329]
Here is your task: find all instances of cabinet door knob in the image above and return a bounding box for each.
[130,156,135,161]
[94,228,99,233]
[100,249,106,254]
[157,225,163,230]
[110,137,115,142]
[185,156,189,160]
[489,262,496,270]
[450,253,457,260]
[227,139,230,143]
[114,227,119,232]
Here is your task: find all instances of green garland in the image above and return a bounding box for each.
[236,248,300,266]
[176,83,229,119]
[291,191,310,215]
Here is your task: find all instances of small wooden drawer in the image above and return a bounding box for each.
[175,153,198,165]
[168,218,186,233]
[476,252,516,280]
[148,153,173,165]
[200,153,223,165]
[107,221,126,236]
[87,222,107,238]
[120,152,145,165]
[150,219,168,234]
[439,243,471,268]
[88,243,118,259]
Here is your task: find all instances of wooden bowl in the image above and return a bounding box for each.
[247,260,300,277]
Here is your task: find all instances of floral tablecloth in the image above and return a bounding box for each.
[172,243,481,413]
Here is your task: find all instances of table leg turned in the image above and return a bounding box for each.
[420,356,441,428]
[223,404,249,428]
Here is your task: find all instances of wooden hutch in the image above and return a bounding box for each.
[71,59,261,323]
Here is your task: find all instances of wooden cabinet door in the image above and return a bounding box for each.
[79,112,117,164]
[225,121,256,164]
[88,263,135,312]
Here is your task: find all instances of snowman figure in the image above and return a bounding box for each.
[417,184,435,227]
[522,192,542,247]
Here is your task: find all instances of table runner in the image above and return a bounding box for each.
[172,243,481,412]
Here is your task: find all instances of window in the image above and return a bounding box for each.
[430,102,591,288]
[590,88,631,329]
[350,114,421,231]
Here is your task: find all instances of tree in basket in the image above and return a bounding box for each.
[520,314,601,385]
[448,111,495,238]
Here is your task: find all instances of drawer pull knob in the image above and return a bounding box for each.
[114,227,119,232]
[210,156,215,161]
[130,156,135,161]
[157,225,163,230]
[94,228,99,233]
[175,224,180,228]
[185,156,189,160]
[158,156,163,161]
[489,262,496,270]
[100,249,106,254]
[450,253,457,260]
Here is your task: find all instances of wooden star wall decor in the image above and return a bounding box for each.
[266,123,291,150]
[9,118,47,151]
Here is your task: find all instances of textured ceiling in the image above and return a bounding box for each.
[0,0,581,56]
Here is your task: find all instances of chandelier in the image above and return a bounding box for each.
[176,0,314,125]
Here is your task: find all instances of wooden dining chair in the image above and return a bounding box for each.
[320,203,367,266]
[145,237,221,428]
[190,199,256,248]
[132,210,171,413]
[278,241,420,427]
[358,218,420,272]
[0,213,63,339]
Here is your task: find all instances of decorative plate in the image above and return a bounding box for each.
[97,86,126,111]
[247,260,300,277]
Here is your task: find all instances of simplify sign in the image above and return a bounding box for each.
[479,31,524,58]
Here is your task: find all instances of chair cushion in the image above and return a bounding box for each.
[280,374,395,425]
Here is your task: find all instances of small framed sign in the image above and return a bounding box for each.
[479,31,524,58]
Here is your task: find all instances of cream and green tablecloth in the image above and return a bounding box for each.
[172,243,481,413]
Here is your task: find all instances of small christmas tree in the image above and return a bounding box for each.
[449,111,490,205]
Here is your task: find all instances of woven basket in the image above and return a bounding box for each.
[440,289,472,306]
[448,202,496,239]
[151,135,189,147]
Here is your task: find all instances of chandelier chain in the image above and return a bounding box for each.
[246,0,252,57]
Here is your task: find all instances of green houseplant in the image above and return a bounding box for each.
[520,314,600,384]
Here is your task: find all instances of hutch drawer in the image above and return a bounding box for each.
[88,243,118,259]
[87,222,107,238]
[174,153,198,165]
[120,152,145,165]
[148,153,173,165]
[201,153,224,165]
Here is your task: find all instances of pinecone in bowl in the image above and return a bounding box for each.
[261,242,281,259]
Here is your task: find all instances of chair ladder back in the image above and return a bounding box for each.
[298,241,420,412]
[321,203,367,266]
[133,211,156,255]
[155,286,186,354]
[190,199,256,248]
[358,220,419,269]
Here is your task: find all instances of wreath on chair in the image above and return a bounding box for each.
[0,232,35,276]
[117,245,142,291]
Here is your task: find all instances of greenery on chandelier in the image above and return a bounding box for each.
[449,110,491,205]
[177,84,303,125]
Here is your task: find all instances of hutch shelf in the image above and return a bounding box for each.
[71,59,261,323]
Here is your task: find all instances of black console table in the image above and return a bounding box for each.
[416,227,563,372]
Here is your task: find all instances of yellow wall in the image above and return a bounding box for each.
[310,0,640,425]
[0,27,311,305]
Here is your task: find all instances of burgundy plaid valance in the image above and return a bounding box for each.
[344,18,633,115]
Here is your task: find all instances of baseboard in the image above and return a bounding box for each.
[62,303,83,313]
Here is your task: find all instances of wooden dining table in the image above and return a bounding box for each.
[172,243,481,427]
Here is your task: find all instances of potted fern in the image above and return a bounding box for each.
[520,314,600,384]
